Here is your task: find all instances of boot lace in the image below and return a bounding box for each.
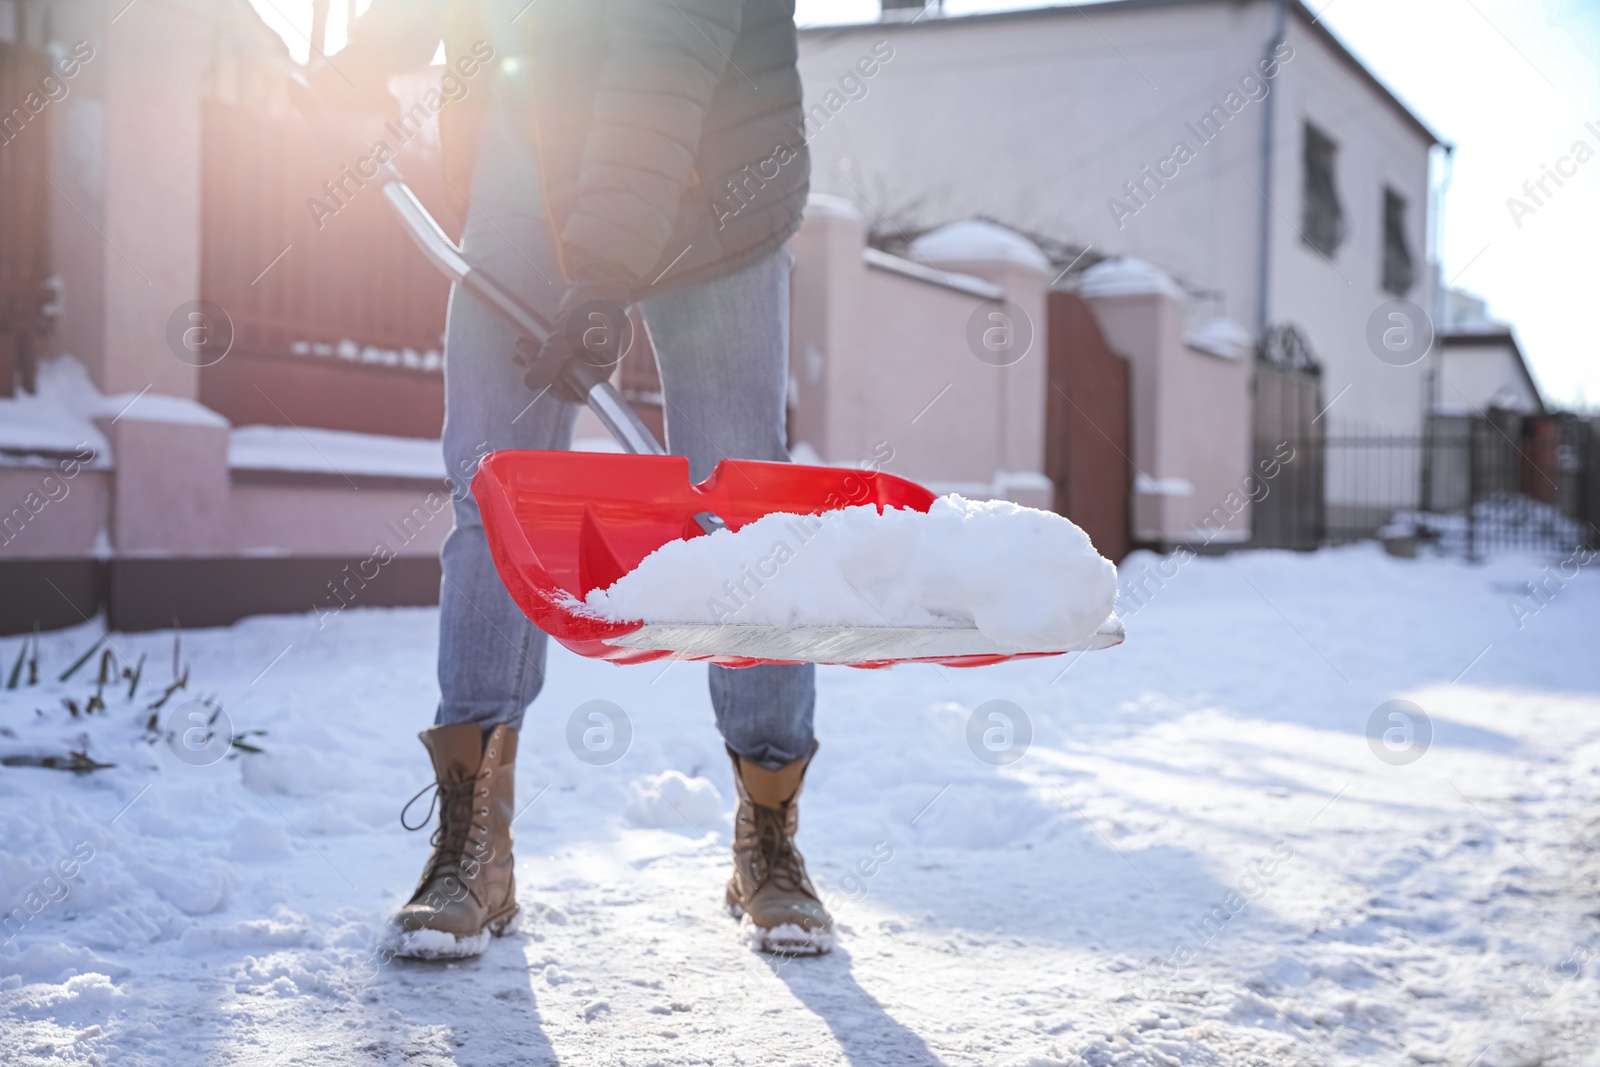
[401,770,491,884]
[749,803,811,894]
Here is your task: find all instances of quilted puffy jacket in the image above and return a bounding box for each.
[342,0,810,299]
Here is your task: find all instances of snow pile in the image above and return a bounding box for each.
[0,357,112,460]
[0,355,229,465]
[623,771,725,831]
[584,495,1118,652]
[1380,492,1585,554]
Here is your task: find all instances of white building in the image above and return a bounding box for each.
[796,0,1447,441]
[1436,289,1545,417]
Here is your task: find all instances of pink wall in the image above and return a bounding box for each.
[789,196,1053,506]
[0,468,110,559]
[1085,287,1252,545]
[100,415,231,555]
[232,484,451,558]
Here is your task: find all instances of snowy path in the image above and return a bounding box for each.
[3,546,1598,1065]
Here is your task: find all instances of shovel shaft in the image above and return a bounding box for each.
[380,185,665,457]
[382,183,550,343]
[584,378,665,456]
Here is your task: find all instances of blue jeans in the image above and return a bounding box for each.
[434,102,815,770]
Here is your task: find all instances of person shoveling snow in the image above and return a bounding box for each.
[318,0,845,960]
[315,0,1119,964]
[584,496,1118,654]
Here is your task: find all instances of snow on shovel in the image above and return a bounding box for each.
[471,451,1124,668]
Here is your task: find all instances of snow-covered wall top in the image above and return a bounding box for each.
[1078,258,1185,300]
[228,426,447,481]
[1186,317,1253,361]
[910,220,1050,272]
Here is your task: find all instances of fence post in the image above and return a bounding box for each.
[1580,415,1593,550]
[1419,415,1434,517]
[1467,419,1480,561]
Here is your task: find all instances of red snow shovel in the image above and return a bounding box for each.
[468,449,1123,668]
[345,106,1123,667]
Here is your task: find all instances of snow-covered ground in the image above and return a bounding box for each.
[3,545,1598,1066]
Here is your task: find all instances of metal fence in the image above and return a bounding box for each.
[1255,413,1598,557]
[195,100,454,437]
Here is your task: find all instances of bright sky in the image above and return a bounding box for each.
[252,0,1600,409]
[247,0,370,59]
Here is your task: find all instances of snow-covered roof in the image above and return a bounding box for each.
[910,220,1050,272]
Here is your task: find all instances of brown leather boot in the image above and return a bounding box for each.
[724,742,833,955]
[385,723,519,959]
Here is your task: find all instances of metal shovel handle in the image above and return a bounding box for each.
[380,184,664,457]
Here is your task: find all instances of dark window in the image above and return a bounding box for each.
[1301,122,1344,258]
[1381,187,1414,295]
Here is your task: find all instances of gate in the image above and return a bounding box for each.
[1251,324,1325,549]
[0,40,54,397]
[196,100,454,437]
[1046,291,1131,562]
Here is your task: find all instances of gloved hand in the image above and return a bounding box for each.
[522,285,634,403]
